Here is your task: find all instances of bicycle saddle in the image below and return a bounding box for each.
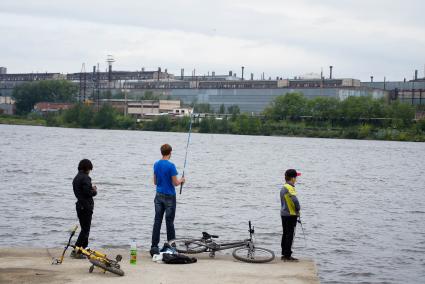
[202,232,219,239]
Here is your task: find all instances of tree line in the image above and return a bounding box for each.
[5,80,425,141]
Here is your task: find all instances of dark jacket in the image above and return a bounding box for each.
[73,171,97,212]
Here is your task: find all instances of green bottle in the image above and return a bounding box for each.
[130,240,137,265]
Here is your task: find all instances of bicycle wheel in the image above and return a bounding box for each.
[169,238,207,254]
[89,259,125,276]
[232,246,275,263]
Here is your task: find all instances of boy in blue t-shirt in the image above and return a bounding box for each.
[150,144,185,256]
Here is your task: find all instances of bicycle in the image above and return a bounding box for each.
[170,221,275,263]
[52,225,125,276]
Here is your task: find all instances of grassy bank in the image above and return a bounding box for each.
[1,114,424,142]
[4,93,425,142]
[0,114,46,126]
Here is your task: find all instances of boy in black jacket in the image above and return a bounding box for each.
[71,159,97,258]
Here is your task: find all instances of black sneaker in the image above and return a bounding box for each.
[70,250,86,259]
[281,256,299,262]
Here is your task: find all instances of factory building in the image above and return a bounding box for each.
[0,65,396,114]
[362,69,425,106]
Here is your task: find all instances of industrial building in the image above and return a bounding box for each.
[2,65,423,114]
[0,96,15,115]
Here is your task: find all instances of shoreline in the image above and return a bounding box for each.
[0,247,320,284]
[1,119,424,143]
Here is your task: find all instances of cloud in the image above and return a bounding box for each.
[0,0,424,80]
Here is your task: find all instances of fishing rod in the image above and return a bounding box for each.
[179,113,194,194]
[297,216,307,248]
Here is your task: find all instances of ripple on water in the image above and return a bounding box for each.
[1,125,425,284]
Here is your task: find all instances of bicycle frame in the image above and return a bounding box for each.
[172,221,275,263]
[52,225,122,267]
[188,221,256,256]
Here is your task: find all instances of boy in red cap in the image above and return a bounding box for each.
[280,169,301,262]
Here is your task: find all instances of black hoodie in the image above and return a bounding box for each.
[72,171,97,212]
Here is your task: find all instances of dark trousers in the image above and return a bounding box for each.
[281,215,298,257]
[151,193,176,248]
[75,203,93,249]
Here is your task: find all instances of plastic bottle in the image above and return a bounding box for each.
[130,240,137,265]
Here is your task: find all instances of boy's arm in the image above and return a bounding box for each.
[170,163,184,186]
[153,174,157,185]
[82,176,97,197]
[291,195,300,212]
[172,175,185,186]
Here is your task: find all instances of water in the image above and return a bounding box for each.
[1,124,424,283]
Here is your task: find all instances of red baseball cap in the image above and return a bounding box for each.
[285,169,301,178]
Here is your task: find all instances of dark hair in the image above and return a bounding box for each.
[160,144,172,156]
[285,169,298,181]
[78,159,93,172]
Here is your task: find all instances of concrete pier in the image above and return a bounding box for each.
[0,248,319,284]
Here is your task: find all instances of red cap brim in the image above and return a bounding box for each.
[297,172,302,176]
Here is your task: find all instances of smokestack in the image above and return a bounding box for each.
[329,66,333,79]
[370,76,374,83]
[250,73,254,80]
[415,69,418,80]
[229,70,233,76]
[141,67,145,72]
[181,68,184,80]
[212,71,215,77]
[241,66,245,80]
[93,66,96,73]
[158,67,161,81]
[108,65,112,82]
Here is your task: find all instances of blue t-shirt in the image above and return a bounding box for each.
[154,159,178,195]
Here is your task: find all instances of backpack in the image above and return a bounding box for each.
[162,253,197,264]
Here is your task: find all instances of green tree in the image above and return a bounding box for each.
[309,97,340,120]
[94,104,116,128]
[199,117,217,133]
[339,96,385,121]
[194,103,212,113]
[63,103,94,128]
[176,116,191,131]
[216,118,229,133]
[417,118,425,133]
[234,114,262,135]
[115,115,136,129]
[388,101,415,127]
[264,92,307,120]
[12,80,78,114]
[227,105,240,115]
[148,115,172,131]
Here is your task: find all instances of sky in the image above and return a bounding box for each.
[0,0,424,81]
